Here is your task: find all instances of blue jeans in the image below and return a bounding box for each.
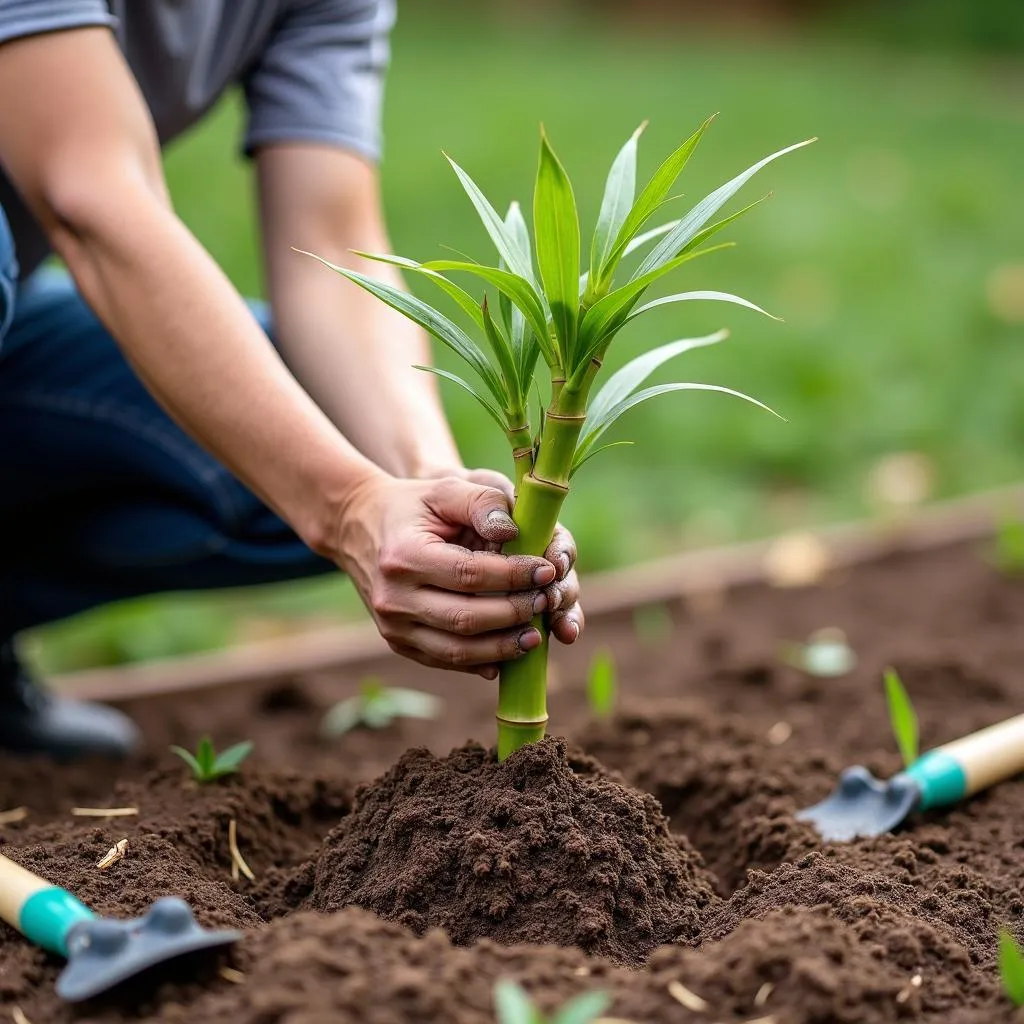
[0,205,333,643]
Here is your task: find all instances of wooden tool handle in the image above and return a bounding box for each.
[0,852,93,955]
[934,712,1024,797]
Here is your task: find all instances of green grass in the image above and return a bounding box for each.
[28,10,1024,671]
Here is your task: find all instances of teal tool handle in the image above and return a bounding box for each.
[0,853,94,957]
[906,713,1024,811]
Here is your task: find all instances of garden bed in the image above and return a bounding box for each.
[2,525,1023,1022]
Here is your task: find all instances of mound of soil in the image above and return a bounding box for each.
[305,738,716,964]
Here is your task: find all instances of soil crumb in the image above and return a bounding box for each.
[306,738,717,965]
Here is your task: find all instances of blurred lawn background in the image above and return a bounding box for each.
[27,0,1024,672]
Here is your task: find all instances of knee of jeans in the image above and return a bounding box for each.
[0,205,19,344]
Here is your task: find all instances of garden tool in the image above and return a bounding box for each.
[0,852,241,1002]
[797,712,1024,841]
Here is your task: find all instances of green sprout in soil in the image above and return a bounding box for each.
[586,648,618,719]
[992,512,1024,576]
[169,736,253,783]
[321,678,441,737]
[884,666,919,768]
[302,118,812,759]
[999,928,1024,1006]
[494,979,609,1024]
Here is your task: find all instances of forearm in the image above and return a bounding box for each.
[268,249,463,478]
[55,188,383,553]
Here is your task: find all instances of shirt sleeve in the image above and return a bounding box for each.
[242,0,395,163]
[0,0,115,44]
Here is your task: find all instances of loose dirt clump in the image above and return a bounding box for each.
[305,737,717,965]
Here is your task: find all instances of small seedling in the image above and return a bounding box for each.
[780,626,856,678]
[322,678,441,737]
[586,648,617,719]
[169,736,253,783]
[884,667,919,768]
[494,979,609,1024]
[992,514,1024,576]
[999,928,1024,1006]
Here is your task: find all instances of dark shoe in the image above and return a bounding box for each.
[0,643,140,760]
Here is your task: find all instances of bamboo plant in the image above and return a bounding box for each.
[300,116,813,759]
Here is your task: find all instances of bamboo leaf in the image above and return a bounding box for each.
[632,138,815,281]
[624,290,779,327]
[574,243,734,371]
[585,331,728,430]
[482,297,523,409]
[353,250,484,329]
[590,123,645,285]
[1000,929,1024,1007]
[576,381,781,465]
[413,365,508,431]
[884,667,919,768]
[420,259,552,365]
[444,155,536,284]
[534,129,581,363]
[569,439,635,477]
[295,250,508,408]
[579,218,679,295]
[596,114,716,287]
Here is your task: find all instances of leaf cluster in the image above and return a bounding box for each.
[321,679,441,737]
[299,118,812,476]
[169,736,253,783]
[494,980,609,1024]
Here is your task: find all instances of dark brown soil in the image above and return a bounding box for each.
[1,538,1022,1023]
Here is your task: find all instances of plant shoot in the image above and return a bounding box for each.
[884,667,919,768]
[586,648,617,719]
[494,979,609,1024]
[322,679,440,737]
[302,118,812,758]
[999,928,1024,1006]
[169,736,253,783]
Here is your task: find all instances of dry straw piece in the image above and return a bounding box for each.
[667,980,710,1012]
[11,1007,31,1024]
[71,807,138,818]
[97,839,129,870]
[218,966,245,985]
[0,807,27,826]
[228,819,255,882]
[766,721,792,746]
[753,982,774,1008]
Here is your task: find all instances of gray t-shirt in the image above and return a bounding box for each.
[0,0,395,276]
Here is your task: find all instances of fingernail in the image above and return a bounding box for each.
[519,628,542,651]
[533,593,548,614]
[547,587,563,611]
[478,666,498,680]
[567,618,580,641]
[533,564,556,586]
[487,509,516,530]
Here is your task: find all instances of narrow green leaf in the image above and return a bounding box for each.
[590,123,645,285]
[352,250,485,329]
[884,667,919,768]
[482,297,524,410]
[413,365,508,431]
[196,736,215,775]
[534,129,581,362]
[624,290,779,327]
[504,200,532,267]
[361,695,395,730]
[169,746,203,779]
[597,114,716,286]
[444,155,536,284]
[501,202,538,384]
[494,980,538,1024]
[999,929,1024,1007]
[579,219,680,296]
[321,696,367,737]
[553,990,611,1024]
[585,331,728,433]
[377,687,442,721]
[576,381,781,466]
[212,740,254,776]
[295,249,508,408]
[586,650,617,719]
[575,243,734,370]
[421,259,553,364]
[632,138,815,281]
[569,439,635,477]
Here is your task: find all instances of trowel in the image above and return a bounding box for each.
[0,852,241,1002]
[798,713,1024,841]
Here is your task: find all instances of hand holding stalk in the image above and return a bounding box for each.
[302,116,812,758]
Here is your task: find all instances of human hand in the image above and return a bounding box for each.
[332,472,570,678]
